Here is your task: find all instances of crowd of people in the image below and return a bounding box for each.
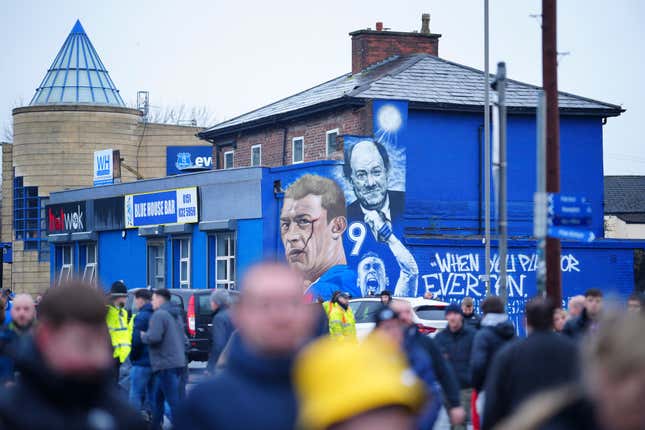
[0,266,641,429]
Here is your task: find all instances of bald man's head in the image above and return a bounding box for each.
[390,300,414,326]
[234,261,314,356]
[11,293,36,331]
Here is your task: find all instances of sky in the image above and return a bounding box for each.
[1,0,643,175]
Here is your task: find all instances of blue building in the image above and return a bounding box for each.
[46,16,644,331]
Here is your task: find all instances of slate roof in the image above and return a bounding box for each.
[30,20,125,107]
[604,176,645,219]
[201,53,622,138]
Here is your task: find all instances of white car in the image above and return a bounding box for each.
[349,297,449,340]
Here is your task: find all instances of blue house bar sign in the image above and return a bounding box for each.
[125,187,198,228]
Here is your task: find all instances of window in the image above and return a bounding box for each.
[251,144,262,167]
[211,231,236,289]
[57,244,73,284]
[292,137,304,163]
[326,129,339,156]
[13,176,46,256]
[174,237,191,289]
[147,240,165,289]
[224,151,234,169]
[81,242,97,284]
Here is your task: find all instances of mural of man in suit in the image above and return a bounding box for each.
[280,174,360,302]
[344,139,405,229]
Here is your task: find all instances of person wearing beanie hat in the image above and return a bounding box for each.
[106,280,132,380]
[435,301,476,430]
[379,290,392,305]
[294,332,426,430]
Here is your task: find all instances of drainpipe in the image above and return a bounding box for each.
[281,126,288,166]
[273,180,284,256]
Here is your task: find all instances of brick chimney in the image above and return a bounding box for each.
[350,13,441,74]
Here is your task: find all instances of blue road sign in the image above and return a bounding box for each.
[547,193,594,242]
[548,226,595,242]
[547,193,592,219]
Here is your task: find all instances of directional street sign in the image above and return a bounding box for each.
[548,226,595,242]
[546,193,595,242]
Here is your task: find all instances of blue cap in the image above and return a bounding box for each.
[445,303,462,315]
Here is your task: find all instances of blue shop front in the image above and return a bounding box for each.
[46,167,276,292]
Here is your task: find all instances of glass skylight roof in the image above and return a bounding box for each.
[30,20,125,106]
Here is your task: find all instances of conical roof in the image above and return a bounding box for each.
[29,20,125,106]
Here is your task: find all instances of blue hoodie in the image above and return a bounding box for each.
[130,303,153,367]
[175,335,297,430]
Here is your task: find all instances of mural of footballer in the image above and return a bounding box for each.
[280,174,360,302]
[357,251,418,298]
[344,138,419,296]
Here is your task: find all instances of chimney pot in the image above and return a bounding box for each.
[421,13,430,34]
[376,22,383,31]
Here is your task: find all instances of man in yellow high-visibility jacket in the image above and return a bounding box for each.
[325,292,356,342]
[106,280,132,377]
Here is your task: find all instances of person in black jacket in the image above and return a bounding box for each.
[461,297,481,330]
[434,303,476,430]
[0,281,144,430]
[391,300,466,428]
[129,289,154,420]
[482,297,579,430]
[470,296,515,392]
[175,262,317,430]
[563,288,603,340]
[207,289,234,373]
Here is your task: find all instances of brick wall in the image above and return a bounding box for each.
[212,104,372,169]
[351,31,440,74]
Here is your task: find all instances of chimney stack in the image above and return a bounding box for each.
[421,13,430,34]
[350,13,441,74]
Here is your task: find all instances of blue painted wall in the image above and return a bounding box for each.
[405,111,604,237]
[98,229,147,291]
[236,219,265,277]
[408,237,637,334]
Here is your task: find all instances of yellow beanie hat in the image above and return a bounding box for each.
[293,332,425,430]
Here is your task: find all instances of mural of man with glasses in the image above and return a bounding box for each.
[280,174,360,302]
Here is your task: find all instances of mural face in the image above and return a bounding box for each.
[357,253,389,297]
[347,140,389,211]
[280,174,358,301]
[280,194,334,280]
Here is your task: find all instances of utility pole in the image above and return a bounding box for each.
[492,62,508,305]
[484,0,492,297]
[542,0,562,305]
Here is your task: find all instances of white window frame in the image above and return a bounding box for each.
[215,231,236,290]
[224,150,234,169]
[251,144,262,167]
[178,237,191,289]
[147,240,165,289]
[325,128,339,157]
[58,244,73,284]
[82,242,97,284]
[292,136,304,164]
